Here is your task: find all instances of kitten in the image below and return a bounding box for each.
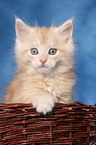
[4,17,75,114]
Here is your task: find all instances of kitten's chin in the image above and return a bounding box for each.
[37,66,51,74]
[32,62,56,74]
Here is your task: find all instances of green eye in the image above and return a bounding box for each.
[49,48,57,55]
[31,48,38,55]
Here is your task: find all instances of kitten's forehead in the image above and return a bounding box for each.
[34,27,54,46]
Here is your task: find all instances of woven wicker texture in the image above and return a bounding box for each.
[0,101,96,145]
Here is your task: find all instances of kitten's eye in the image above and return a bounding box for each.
[49,48,57,55]
[31,48,38,55]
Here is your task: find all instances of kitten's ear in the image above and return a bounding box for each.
[55,18,74,41]
[15,16,30,38]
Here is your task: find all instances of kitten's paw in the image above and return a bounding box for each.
[36,103,53,115]
[32,95,55,115]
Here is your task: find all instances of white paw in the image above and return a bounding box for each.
[32,95,56,114]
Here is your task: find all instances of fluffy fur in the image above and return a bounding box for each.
[4,17,75,114]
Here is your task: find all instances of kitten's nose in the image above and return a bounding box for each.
[40,60,47,64]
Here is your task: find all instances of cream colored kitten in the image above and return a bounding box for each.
[4,17,75,114]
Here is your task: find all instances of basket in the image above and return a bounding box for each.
[0,101,96,145]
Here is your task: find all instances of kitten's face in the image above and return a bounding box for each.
[25,28,60,73]
[15,17,74,74]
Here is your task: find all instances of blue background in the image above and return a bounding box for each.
[0,0,96,105]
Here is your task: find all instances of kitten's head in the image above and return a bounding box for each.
[15,17,74,75]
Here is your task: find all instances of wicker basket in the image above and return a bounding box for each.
[0,101,96,145]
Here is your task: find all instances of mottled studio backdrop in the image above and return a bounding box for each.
[0,0,96,104]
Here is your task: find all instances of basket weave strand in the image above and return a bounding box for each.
[0,101,96,145]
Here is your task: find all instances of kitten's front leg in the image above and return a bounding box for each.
[31,94,57,114]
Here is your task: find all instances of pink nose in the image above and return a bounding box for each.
[40,60,47,64]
